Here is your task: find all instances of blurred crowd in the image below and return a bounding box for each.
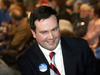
[0,0,100,74]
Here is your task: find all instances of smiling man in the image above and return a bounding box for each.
[31,15,60,50]
[17,6,100,75]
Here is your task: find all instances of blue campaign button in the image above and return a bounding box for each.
[39,63,48,72]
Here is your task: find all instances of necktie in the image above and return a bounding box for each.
[49,52,61,75]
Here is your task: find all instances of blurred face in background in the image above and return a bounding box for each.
[80,5,90,18]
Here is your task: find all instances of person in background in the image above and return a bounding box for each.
[50,0,64,12]
[72,1,84,23]
[82,5,100,54]
[1,4,32,68]
[17,6,100,75]
[0,0,11,27]
[54,0,72,22]
[65,0,74,16]
[50,0,71,22]
[0,9,3,26]
[10,0,24,8]
[0,0,11,51]
[73,3,91,37]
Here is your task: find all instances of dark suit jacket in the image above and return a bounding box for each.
[17,37,100,75]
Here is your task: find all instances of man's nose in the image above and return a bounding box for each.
[48,32,53,39]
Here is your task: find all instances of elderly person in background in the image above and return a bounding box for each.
[72,1,84,23]
[73,4,91,37]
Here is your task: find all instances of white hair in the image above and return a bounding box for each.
[80,4,90,11]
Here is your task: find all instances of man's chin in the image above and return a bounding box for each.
[47,47,56,51]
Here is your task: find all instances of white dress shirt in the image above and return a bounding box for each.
[39,40,65,75]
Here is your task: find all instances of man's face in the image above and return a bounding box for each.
[31,15,60,51]
[80,7,89,18]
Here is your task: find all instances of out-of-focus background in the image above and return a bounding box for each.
[0,0,100,75]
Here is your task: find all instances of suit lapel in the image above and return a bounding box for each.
[61,37,77,75]
[28,42,50,75]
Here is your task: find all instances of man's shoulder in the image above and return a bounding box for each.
[61,36,90,54]
[62,36,86,42]
[17,42,37,60]
[61,36,88,47]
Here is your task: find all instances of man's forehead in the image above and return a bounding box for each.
[34,19,45,26]
[36,19,45,22]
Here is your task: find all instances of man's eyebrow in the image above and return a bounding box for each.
[39,30,48,33]
[52,26,59,29]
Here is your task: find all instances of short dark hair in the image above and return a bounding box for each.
[2,0,11,8]
[30,6,59,32]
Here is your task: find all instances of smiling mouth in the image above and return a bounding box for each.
[46,40,55,45]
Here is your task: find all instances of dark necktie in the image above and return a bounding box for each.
[49,52,61,75]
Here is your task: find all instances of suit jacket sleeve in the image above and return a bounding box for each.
[17,55,34,75]
[85,41,100,75]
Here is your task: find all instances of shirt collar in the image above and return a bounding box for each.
[38,40,61,56]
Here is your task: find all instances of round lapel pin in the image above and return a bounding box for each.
[39,63,48,72]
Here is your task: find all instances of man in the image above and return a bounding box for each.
[6,5,32,52]
[17,6,100,75]
[73,4,91,37]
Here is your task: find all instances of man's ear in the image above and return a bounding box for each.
[31,29,36,38]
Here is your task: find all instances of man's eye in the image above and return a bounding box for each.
[52,28,57,31]
[41,31,47,34]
